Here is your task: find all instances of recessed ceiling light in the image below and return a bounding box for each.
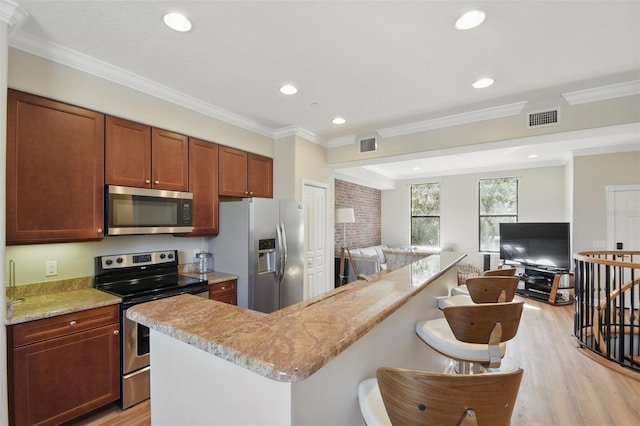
[528,154,539,159]
[280,84,298,95]
[472,77,494,89]
[455,9,486,30]
[164,12,192,32]
[332,117,346,125]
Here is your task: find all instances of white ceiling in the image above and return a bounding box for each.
[7,0,640,185]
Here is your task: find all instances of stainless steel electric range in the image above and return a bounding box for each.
[94,249,208,409]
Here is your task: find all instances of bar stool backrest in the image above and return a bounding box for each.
[466,276,519,304]
[376,367,524,426]
[443,301,524,344]
[483,267,516,277]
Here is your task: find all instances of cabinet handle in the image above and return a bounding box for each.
[154,180,160,184]
[97,228,103,234]
[69,320,77,326]
[145,179,151,184]
[220,286,226,290]
[249,192,253,195]
[113,330,119,335]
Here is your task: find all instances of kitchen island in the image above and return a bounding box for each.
[127,252,465,425]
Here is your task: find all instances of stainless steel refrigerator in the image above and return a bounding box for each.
[210,198,305,313]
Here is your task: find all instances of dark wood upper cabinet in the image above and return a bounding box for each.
[151,128,189,191]
[248,152,273,198]
[219,146,273,198]
[6,89,105,244]
[188,138,219,236]
[105,116,151,188]
[218,146,248,197]
[105,116,188,191]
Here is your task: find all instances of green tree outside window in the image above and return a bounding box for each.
[411,183,440,248]
[479,178,518,252]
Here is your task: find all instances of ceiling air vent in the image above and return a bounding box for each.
[359,136,377,153]
[527,109,560,128]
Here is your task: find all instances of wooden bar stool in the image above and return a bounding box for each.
[437,276,519,309]
[416,301,524,374]
[358,367,524,426]
[451,266,517,296]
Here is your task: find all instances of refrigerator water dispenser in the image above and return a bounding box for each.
[258,238,276,274]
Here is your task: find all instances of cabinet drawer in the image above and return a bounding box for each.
[11,305,119,347]
[212,293,237,306]
[208,280,236,298]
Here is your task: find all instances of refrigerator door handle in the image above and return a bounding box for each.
[277,223,287,283]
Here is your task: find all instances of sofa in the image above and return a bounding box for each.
[343,245,436,284]
[347,245,389,281]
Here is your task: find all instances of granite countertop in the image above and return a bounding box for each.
[5,277,121,325]
[127,252,466,383]
[179,269,239,284]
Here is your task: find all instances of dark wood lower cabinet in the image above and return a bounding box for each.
[8,306,120,426]
[209,279,237,305]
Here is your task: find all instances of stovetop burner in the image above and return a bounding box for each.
[94,249,208,307]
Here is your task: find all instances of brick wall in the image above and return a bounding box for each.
[334,179,381,254]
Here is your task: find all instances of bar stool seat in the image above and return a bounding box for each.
[357,377,391,426]
[416,301,524,373]
[417,316,509,363]
[436,294,475,309]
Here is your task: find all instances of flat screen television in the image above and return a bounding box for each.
[499,222,570,271]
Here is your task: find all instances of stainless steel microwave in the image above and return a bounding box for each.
[105,185,193,235]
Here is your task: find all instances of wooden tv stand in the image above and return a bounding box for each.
[516,266,574,306]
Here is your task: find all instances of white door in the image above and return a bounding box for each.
[606,185,640,308]
[303,183,328,299]
[606,185,640,251]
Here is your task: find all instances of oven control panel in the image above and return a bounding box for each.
[98,250,176,270]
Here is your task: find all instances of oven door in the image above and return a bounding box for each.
[123,311,149,374]
[121,310,151,409]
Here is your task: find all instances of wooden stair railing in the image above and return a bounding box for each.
[573,251,639,377]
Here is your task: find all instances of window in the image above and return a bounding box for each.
[411,183,440,248]
[479,178,518,252]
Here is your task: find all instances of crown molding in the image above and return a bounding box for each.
[0,0,28,33]
[376,101,528,139]
[562,80,640,105]
[273,125,323,145]
[8,31,277,139]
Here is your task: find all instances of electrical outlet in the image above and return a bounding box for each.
[45,260,58,277]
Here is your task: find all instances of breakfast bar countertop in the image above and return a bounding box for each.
[127,252,466,382]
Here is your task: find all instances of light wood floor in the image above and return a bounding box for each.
[72,296,639,425]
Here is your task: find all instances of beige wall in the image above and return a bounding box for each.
[572,150,640,253]
[382,165,568,270]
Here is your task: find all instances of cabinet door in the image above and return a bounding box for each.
[248,153,273,198]
[188,138,219,236]
[208,279,237,303]
[218,146,248,197]
[6,90,105,244]
[105,115,152,187]
[151,128,189,191]
[9,323,120,426]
